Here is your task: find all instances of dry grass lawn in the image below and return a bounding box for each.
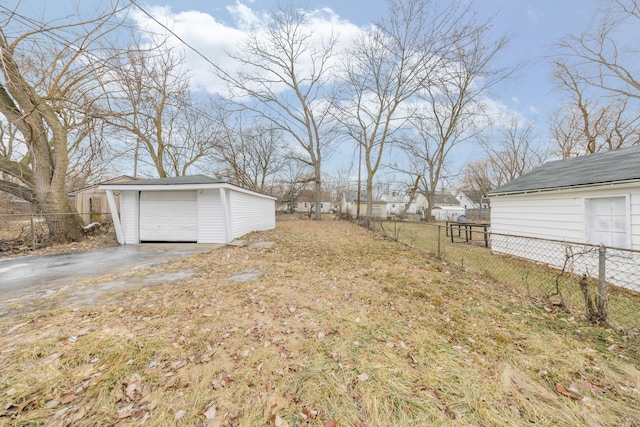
[1,220,639,426]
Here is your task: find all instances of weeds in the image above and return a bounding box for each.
[0,220,638,426]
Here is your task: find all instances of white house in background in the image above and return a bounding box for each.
[383,193,427,215]
[487,146,640,291]
[296,190,333,214]
[342,190,387,219]
[100,175,276,244]
[456,192,479,209]
[427,191,465,221]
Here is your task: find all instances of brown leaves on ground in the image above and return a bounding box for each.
[0,220,639,426]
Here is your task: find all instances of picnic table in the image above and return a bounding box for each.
[446,221,490,247]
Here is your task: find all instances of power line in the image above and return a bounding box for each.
[128,0,226,77]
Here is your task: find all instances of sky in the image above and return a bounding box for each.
[119,0,605,173]
[121,0,602,119]
[4,0,615,181]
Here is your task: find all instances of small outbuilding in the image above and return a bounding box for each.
[100,175,276,244]
[487,146,640,249]
[487,146,640,291]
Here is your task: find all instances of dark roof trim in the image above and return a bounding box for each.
[487,146,640,195]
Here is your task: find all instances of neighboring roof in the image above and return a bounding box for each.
[433,194,459,206]
[297,189,332,202]
[100,174,276,200]
[343,189,386,204]
[487,146,640,196]
[68,175,136,195]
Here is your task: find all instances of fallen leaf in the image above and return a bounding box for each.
[204,404,217,419]
[324,421,337,427]
[556,384,579,400]
[175,409,186,420]
[60,394,79,404]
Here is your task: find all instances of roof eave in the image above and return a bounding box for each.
[99,182,277,200]
[487,178,640,197]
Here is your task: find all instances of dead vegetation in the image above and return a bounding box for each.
[1,220,639,426]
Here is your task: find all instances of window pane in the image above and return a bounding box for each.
[585,196,629,248]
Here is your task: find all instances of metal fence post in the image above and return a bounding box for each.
[598,245,608,323]
[437,225,441,258]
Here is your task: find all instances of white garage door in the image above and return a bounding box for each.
[139,191,198,242]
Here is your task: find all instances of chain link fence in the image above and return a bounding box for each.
[0,213,113,252]
[369,219,640,336]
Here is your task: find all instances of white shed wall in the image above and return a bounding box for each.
[229,190,276,239]
[120,190,139,244]
[197,190,226,243]
[489,183,640,291]
[489,184,640,249]
[109,185,275,245]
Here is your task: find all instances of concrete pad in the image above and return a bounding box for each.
[0,243,221,300]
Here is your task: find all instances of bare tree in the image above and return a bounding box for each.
[551,1,640,156]
[0,2,128,242]
[556,0,640,101]
[460,119,548,196]
[550,60,640,157]
[334,0,455,221]
[459,158,494,203]
[478,119,548,184]
[218,5,337,220]
[393,8,511,222]
[211,110,287,192]
[335,0,510,224]
[104,32,215,177]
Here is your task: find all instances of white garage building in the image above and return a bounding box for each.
[100,175,276,244]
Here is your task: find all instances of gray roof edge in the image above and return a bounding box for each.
[487,178,640,197]
[99,175,277,200]
[487,146,640,195]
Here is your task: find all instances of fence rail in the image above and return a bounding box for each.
[371,219,640,336]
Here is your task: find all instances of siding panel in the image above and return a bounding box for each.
[197,190,226,243]
[120,191,139,244]
[230,191,276,240]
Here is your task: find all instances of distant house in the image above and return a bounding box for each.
[487,146,640,290]
[296,190,333,214]
[100,175,276,244]
[383,193,427,216]
[429,191,465,222]
[342,190,387,219]
[68,175,136,224]
[456,192,480,209]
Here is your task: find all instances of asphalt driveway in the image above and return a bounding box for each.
[0,243,221,300]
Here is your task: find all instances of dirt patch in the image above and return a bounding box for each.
[0,220,638,427]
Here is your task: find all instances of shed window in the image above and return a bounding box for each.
[585,196,630,248]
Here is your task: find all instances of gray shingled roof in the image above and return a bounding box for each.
[487,146,640,195]
[105,175,225,186]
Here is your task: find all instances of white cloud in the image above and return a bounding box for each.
[129,3,363,96]
[527,6,540,22]
[227,1,268,32]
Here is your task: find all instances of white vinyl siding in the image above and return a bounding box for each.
[229,190,275,240]
[121,191,139,244]
[490,185,639,249]
[139,191,197,242]
[585,196,630,248]
[104,183,276,245]
[197,190,226,243]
